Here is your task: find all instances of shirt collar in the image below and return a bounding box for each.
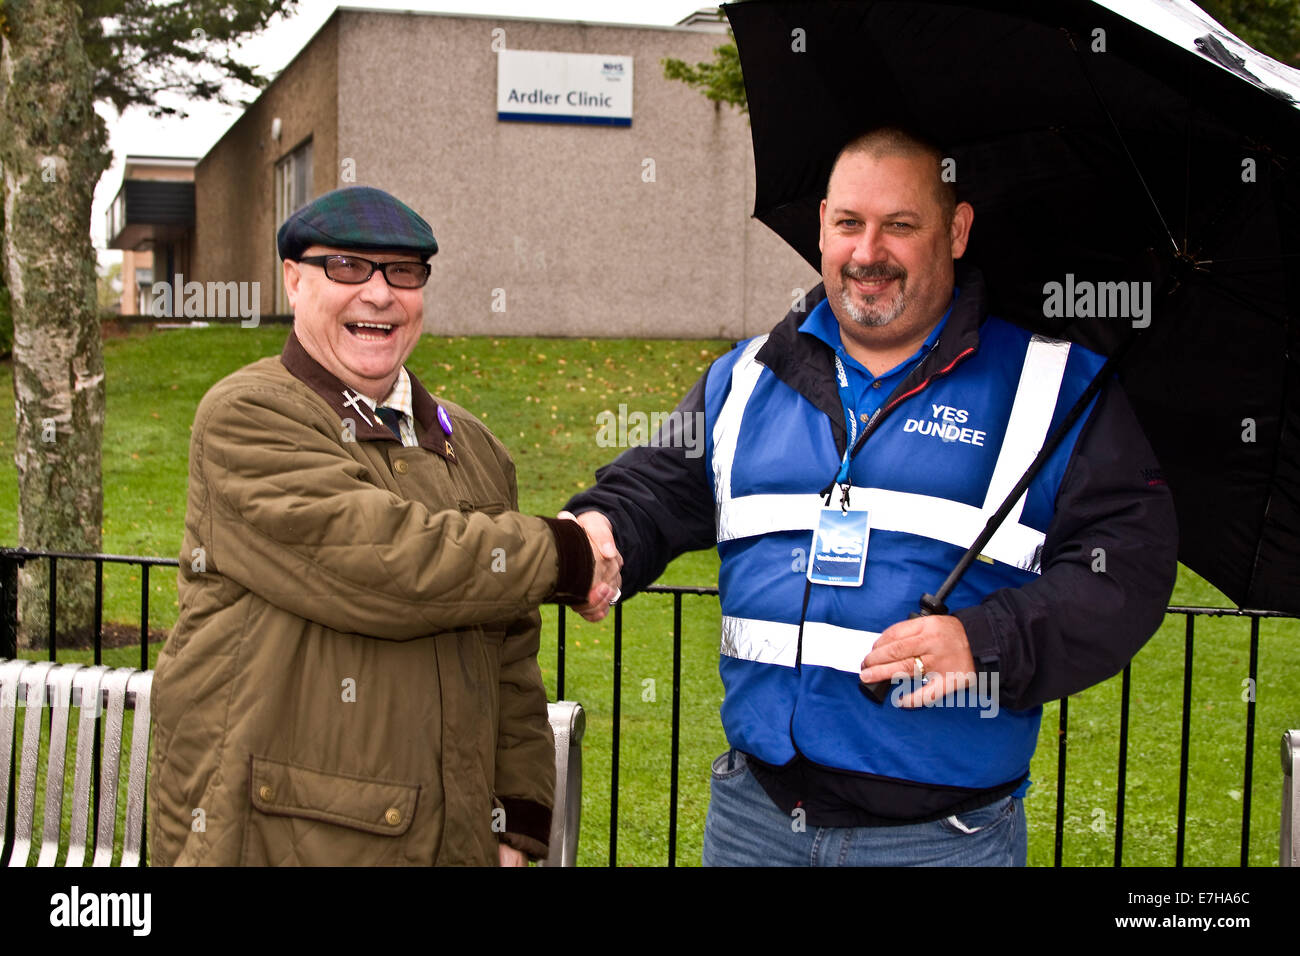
[355,368,414,422]
[279,330,458,462]
[799,290,955,379]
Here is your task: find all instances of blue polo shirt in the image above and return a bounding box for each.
[798,292,954,431]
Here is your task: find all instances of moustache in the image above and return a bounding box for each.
[843,264,906,282]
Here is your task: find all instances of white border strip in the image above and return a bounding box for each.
[718,488,1045,571]
[712,335,769,507]
[982,335,1071,521]
[720,616,881,673]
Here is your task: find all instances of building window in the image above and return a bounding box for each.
[274,139,313,313]
[107,190,126,243]
[134,267,153,315]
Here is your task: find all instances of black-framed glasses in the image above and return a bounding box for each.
[296,254,431,289]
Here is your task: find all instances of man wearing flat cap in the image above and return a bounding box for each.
[149,186,620,866]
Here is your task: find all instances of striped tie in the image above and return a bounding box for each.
[375,406,403,440]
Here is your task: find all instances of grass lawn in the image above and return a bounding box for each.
[1,325,1295,867]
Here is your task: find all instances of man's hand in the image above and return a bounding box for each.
[558,510,623,623]
[498,843,528,867]
[859,615,976,708]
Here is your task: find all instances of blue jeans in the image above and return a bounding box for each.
[701,750,1027,867]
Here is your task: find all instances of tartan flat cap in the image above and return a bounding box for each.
[277,186,438,261]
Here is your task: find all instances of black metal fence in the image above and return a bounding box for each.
[1,546,1293,867]
[0,548,175,671]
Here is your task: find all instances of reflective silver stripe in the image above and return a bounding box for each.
[718,493,824,540]
[712,333,1075,573]
[982,335,1071,521]
[859,488,1043,571]
[717,488,1043,570]
[712,336,769,508]
[720,616,881,673]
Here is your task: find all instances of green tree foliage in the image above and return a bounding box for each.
[1202,0,1300,66]
[80,0,299,116]
[0,0,298,340]
[661,28,746,114]
[96,260,122,312]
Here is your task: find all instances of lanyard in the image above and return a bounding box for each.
[828,301,955,506]
[833,355,858,491]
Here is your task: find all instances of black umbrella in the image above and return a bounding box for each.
[725,0,1300,615]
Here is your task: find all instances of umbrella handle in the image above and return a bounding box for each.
[859,593,949,703]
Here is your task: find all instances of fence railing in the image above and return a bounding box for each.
[1,546,1294,867]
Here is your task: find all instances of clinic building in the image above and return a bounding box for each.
[186,7,816,338]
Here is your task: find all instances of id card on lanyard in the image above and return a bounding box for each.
[807,355,871,587]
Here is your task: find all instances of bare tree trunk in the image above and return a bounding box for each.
[0,0,111,647]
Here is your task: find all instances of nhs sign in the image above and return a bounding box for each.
[497,49,634,127]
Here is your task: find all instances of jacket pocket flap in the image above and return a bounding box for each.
[249,755,419,837]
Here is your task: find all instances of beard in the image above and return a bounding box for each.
[837,263,908,327]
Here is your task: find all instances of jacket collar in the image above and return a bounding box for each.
[280,330,458,463]
[757,263,988,444]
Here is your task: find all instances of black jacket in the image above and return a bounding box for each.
[569,267,1177,716]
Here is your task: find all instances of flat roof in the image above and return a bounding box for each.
[124,155,199,164]
[199,5,729,169]
[334,5,725,33]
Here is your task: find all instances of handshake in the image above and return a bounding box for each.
[558,510,623,623]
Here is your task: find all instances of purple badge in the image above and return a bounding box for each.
[436,405,454,435]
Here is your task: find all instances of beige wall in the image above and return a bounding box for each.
[193,16,339,299]
[196,10,817,336]
[121,249,152,316]
[336,11,816,339]
[122,161,194,181]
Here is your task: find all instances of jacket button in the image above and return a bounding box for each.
[393,460,409,475]
[259,785,274,802]
[385,807,402,826]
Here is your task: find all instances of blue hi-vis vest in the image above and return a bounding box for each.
[703,315,1106,789]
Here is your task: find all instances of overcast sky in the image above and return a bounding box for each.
[95,1,708,258]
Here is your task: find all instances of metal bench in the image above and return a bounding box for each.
[0,659,584,866]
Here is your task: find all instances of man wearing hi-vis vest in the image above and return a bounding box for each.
[564,127,1178,866]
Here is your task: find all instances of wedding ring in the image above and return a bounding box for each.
[610,588,622,605]
[913,656,925,679]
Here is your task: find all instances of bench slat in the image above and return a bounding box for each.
[66,665,110,867]
[120,670,153,867]
[37,663,82,866]
[92,668,134,867]
[0,659,31,859]
[4,660,583,867]
[543,700,585,867]
[10,661,56,866]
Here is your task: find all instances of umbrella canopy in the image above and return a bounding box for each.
[725,0,1300,613]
